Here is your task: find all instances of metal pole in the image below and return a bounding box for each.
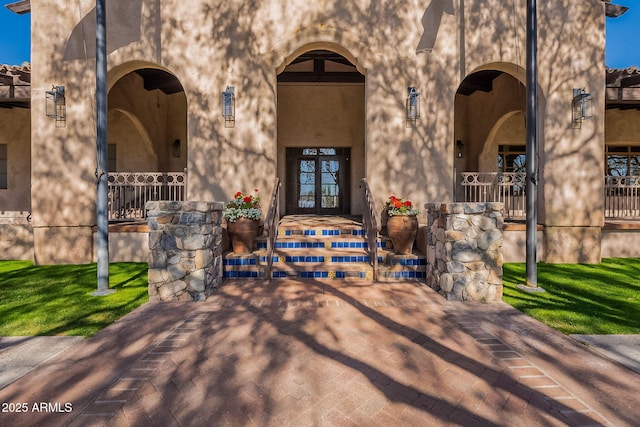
[93,0,114,296]
[519,0,544,293]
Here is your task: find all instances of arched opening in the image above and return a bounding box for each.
[277,48,365,216]
[108,67,187,172]
[106,65,188,221]
[454,67,527,219]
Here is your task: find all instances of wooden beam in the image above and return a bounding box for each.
[5,0,30,15]
[606,3,629,18]
[277,72,365,83]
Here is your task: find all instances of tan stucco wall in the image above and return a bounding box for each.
[92,231,149,263]
[0,107,30,212]
[277,83,365,215]
[602,230,640,258]
[0,223,33,261]
[29,2,99,263]
[108,109,158,172]
[457,0,606,263]
[537,2,606,233]
[27,0,607,264]
[502,228,544,263]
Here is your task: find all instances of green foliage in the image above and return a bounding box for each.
[503,259,640,334]
[386,195,420,216]
[0,262,148,337]
[223,189,263,222]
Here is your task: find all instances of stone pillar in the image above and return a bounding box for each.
[425,203,504,302]
[146,201,224,302]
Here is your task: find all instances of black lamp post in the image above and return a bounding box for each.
[93,0,114,296]
[518,0,544,293]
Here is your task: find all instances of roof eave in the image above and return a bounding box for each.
[606,3,630,18]
[5,0,30,15]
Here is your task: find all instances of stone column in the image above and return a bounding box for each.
[425,203,504,302]
[146,201,224,302]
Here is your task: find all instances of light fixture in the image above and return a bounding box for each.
[172,139,181,158]
[456,140,464,158]
[406,87,420,122]
[222,86,235,128]
[45,85,66,127]
[572,88,592,128]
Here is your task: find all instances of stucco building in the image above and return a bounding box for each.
[1,0,638,265]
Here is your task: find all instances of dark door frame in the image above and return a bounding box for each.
[285,147,351,215]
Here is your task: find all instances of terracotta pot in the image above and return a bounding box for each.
[227,218,260,254]
[387,214,418,255]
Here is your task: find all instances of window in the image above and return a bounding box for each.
[0,144,7,189]
[606,145,640,176]
[108,144,117,172]
[498,145,526,173]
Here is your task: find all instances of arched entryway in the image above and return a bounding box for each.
[276,48,365,216]
[454,65,529,219]
[108,66,187,173]
[106,64,188,220]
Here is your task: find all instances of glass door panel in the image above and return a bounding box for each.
[298,159,316,208]
[321,159,340,209]
[286,147,350,215]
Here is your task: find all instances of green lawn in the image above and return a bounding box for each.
[2,259,639,337]
[0,261,148,337]
[503,258,640,335]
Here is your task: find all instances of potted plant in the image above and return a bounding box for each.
[223,189,262,254]
[386,195,419,254]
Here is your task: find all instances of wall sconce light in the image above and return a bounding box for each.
[456,140,464,158]
[45,85,66,127]
[406,87,420,123]
[222,86,235,128]
[572,88,592,128]
[172,139,181,158]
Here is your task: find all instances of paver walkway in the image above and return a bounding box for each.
[1,279,639,426]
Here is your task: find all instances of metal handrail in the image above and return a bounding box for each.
[263,177,281,280]
[360,178,379,281]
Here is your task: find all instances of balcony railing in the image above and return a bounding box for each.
[108,171,186,221]
[605,176,640,219]
[461,173,640,220]
[460,172,526,220]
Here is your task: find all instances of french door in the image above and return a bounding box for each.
[286,147,350,215]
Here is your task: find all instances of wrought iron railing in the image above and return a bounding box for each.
[360,178,379,281]
[460,172,526,220]
[605,176,640,219]
[263,177,281,279]
[108,171,186,221]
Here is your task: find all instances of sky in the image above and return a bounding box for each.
[0,2,639,68]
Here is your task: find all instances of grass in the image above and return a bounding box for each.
[2,259,639,338]
[0,261,148,337]
[503,258,640,335]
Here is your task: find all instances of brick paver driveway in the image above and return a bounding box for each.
[1,279,639,426]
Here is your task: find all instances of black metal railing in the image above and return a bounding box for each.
[360,178,378,281]
[108,171,186,221]
[263,177,281,279]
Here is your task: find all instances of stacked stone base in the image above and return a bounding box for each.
[425,203,504,302]
[146,201,224,302]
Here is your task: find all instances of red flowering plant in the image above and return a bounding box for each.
[223,189,262,222]
[386,194,420,216]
